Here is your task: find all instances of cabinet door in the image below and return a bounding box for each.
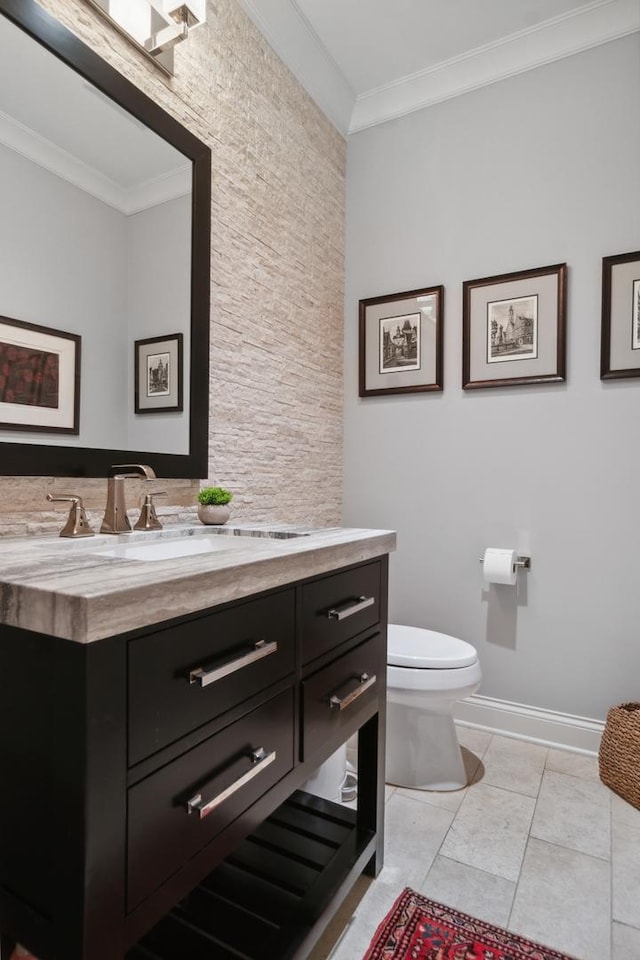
[301,634,382,764]
[300,562,381,665]
[127,688,294,911]
[129,589,295,764]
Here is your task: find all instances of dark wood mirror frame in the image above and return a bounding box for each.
[0,0,211,478]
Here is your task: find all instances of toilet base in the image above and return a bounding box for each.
[385,701,467,791]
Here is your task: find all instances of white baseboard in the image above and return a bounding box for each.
[454,694,604,756]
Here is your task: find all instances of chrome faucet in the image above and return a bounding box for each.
[101,464,157,534]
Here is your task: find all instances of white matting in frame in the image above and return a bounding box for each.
[463,263,566,390]
[359,286,443,397]
[0,314,80,433]
[135,332,183,413]
[601,251,640,379]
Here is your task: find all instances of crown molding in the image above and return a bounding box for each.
[236,0,355,135]
[350,0,640,132]
[0,109,191,214]
[236,0,639,136]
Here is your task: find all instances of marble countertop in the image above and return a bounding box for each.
[0,523,396,643]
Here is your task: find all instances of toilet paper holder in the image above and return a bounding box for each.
[478,554,531,570]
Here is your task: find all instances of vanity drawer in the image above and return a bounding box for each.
[301,634,382,762]
[128,589,295,765]
[127,687,294,911]
[301,561,381,664]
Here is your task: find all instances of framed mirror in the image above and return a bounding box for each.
[0,0,210,477]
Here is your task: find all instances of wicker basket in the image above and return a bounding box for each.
[599,702,640,809]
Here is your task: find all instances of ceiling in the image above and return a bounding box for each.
[237,0,640,134]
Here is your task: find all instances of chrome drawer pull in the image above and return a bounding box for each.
[189,639,278,687]
[329,672,376,711]
[186,747,276,820]
[326,595,375,621]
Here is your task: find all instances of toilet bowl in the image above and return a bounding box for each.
[386,624,481,791]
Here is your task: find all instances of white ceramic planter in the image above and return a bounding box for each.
[197,504,231,525]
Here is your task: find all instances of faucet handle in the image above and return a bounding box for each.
[134,492,167,531]
[46,494,95,538]
[109,463,157,480]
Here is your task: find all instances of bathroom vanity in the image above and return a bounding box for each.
[0,525,394,960]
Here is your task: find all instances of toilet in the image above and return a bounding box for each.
[386,624,482,791]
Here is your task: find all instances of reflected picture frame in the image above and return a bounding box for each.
[0,315,80,433]
[600,250,640,380]
[462,263,567,389]
[359,285,444,397]
[134,332,183,414]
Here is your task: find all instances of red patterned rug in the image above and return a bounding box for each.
[362,888,578,960]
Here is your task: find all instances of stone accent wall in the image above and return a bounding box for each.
[0,0,345,536]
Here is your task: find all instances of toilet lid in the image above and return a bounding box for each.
[388,624,478,669]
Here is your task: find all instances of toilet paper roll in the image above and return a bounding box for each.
[482,547,517,586]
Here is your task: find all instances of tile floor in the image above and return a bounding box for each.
[310,727,640,960]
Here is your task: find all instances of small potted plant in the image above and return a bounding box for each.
[197,486,233,525]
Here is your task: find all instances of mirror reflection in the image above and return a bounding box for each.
[0,11,193,458]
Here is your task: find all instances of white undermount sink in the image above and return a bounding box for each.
[91,535,267,562]
[36,525,312,562]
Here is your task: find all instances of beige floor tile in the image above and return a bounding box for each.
[307,876,371,960]
[509,838,611,960]
[326,878,406,960]
[381,792,455,888]
[612,821,640,929]
[481,734,547,797]
[440,782,535,882]
[455,725,493,758]
[420,854,515,928]
[531,770,611,860]
[612,921,640,959]
[545,747,600,782]
[395,782,468,813]
[610,791,640,829]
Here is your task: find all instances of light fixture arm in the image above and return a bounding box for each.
[83,0,206,75]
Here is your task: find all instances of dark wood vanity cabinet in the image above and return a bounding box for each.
[0,556,388,960]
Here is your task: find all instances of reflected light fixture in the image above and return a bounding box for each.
[84,0,206,75]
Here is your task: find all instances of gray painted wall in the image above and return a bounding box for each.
[343,36,640,721]
[126,195,191,455]
[0,143,127,448]
[0,144,191,455]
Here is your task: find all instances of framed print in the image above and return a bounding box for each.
[135,333,183,414]
[463,263,566,389]
[0,315,80,433]
[600,250,640,379]
[359,285,443,396]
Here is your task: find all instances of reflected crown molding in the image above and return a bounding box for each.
[0,110,191,213]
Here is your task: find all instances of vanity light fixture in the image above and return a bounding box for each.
[84,0,206,75]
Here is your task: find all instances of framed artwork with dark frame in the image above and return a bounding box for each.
[0,315,80,433]
[462,263,567,389]
[600,250,640,380]
[359,285,444,397]
[134,332,183,414]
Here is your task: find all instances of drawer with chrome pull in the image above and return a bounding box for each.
[301,634,382,763]
[128,589,295,765]
[300,561,381,664]
[126,687,294,911]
